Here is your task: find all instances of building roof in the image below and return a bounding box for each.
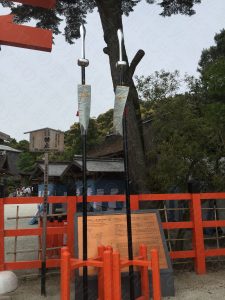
[38,163,69,177]
[0,131,11,142]
[88,135,123,158]
[0,145,22,153]
[24,127,64,134]
[31,157,124,180]
[74,157,124,173]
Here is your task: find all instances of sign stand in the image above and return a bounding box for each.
[41,136,50,296]
[25,128,64,296]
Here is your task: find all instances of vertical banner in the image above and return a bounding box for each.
[113,85,129,135]
[78,84,91,135]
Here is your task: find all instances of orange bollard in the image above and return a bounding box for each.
[139,244,150,299]
[113,251,122,300]
[151,249,161,300]
[103,250,113,300]
[61,247,71,300]
[98,245,105,300]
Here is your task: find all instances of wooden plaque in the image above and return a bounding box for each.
[76,211,170,276]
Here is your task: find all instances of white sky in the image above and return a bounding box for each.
[0,0,224,141]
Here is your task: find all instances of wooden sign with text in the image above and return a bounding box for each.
[76,211,171,276]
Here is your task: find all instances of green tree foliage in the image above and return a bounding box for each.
[198,29,225,101]
[17,152,37,173]
[135,28,225,192]
[1,1,202,42]
[136,70,182,118]
[57,112,114,161]
[6,139,39,173]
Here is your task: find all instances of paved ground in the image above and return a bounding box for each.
[2,269,225,300]
[2,204,225,299]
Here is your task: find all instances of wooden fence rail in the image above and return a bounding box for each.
[1,192,225,274]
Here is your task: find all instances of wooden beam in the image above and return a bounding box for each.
[8,0,56,9]
[0,14,53,52]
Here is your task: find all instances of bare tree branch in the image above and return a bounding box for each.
[128,49,145,81]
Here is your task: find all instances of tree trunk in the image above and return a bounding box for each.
[95,0,148,193]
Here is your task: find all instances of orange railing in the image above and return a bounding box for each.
[1,192,225,274]
[60,244,161,300]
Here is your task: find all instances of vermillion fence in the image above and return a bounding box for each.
[1,192,225,274]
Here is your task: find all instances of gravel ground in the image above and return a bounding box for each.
[2,204,225,299]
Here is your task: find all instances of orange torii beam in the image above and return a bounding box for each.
[8,0,56,9]
[0,14,52,52]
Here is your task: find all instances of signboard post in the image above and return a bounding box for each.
[25,128,64,296]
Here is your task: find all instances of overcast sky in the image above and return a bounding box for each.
[0,0,224,141]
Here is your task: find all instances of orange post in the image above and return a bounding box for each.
[139,244,150,299]
[151,249,161,300]
[67,196,76,257]
[98,245,105,300]
[112,250,121,300]
[191,193,206,274]
[61,247,71,300]
[103,250,113,300]
[130,194,139,210]
[0,198,4,271]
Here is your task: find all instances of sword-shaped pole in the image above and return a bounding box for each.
[116,29,135,300]
[78,24,89,300]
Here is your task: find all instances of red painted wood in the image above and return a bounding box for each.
[162,221,193,229]
[138,193,192,201]
[205,248,225,257]
[131,194,139,210]
[170,250,196,259]
[202,220,225,227]
[5,226,66,237]
[9,0,56,9]
[2,192,225,275]
[0,14,52,52]
[61,248,71,300]
[200,192,225,199]
[5,258,60,270]
[191,193,206,274]
[67,196,76,256]
[0,199,4,271]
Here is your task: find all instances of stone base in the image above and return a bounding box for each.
[0,272,18,295]
[75,270,175,299]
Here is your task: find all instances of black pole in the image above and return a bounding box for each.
[82,67,85,85]
[82,128,88,300]
[78,24,89,300]
[41,139,49,296]
[118,55,135,299]
[123,111,135,300]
